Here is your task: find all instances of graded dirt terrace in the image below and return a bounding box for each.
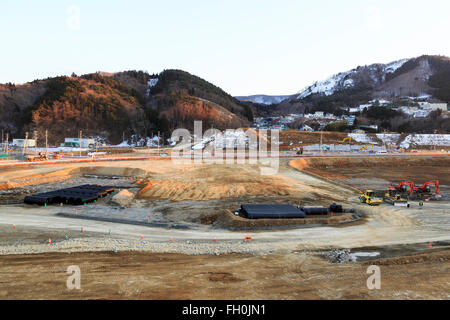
[290,155,450,193]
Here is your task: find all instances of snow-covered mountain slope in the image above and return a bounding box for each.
[236,94,292,105]
[297,58,409,99]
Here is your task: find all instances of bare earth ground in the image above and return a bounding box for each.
[0,250,448,300]
[0,155,449,299]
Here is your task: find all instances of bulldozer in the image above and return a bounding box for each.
[359,190,382,206]
[384,187,409,207]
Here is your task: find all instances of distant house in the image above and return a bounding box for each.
[341,115,356,126]
[314,111,324,118]
[299,124,314,132]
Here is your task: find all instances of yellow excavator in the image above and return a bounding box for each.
[338,137,353,144]
[360,144,374,152]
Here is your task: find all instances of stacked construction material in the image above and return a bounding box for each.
[24,185,115,206]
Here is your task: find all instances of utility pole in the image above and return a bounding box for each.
[157,131,160,151]
[45,130,48,155]
[33,130,38,155]
[24,132,29,155]
[4,133,8,155]
[320,131,323,154]
[79,130,82,157]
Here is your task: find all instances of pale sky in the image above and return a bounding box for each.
[1,0,449,96]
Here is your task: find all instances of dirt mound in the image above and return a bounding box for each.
[72,167,146,177]
[137,165,306,201]
[110,190,134,207]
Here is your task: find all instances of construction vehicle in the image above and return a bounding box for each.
[338,137,353,144]
[51,152,61,160]
[391,180,440,200]
[387,144,405,152]
[26,152,49,162]
[360,144,375,152]
[392,181,415,197]
[384,187,409,207]
[413,180,440,199]
[360,190,382,206]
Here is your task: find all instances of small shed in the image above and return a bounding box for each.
[240,204,306,219]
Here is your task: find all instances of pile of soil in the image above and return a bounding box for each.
[137,164,311,202]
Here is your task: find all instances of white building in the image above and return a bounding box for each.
[419,103,447,112]
[64,138,96,148]
[12,139,36,148]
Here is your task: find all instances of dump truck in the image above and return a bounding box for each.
[384,187,409,207]
[360,190,382,206]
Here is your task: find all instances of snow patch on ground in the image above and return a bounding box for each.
[399,134,450,149]
[348,133,377,144]
[376,134,401,145]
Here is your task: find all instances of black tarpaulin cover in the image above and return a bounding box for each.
[240,204,306,219]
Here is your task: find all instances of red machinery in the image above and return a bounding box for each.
[392,181,415,195]
[413,180,439,196]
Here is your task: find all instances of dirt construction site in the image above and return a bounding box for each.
[0,153,449,300]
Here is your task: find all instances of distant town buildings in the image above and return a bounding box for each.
[419,102,448,112]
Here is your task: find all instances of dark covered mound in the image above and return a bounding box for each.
[24,185,115,206]
[240,204,306,219]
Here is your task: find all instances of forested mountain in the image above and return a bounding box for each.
[0,70,252,144]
